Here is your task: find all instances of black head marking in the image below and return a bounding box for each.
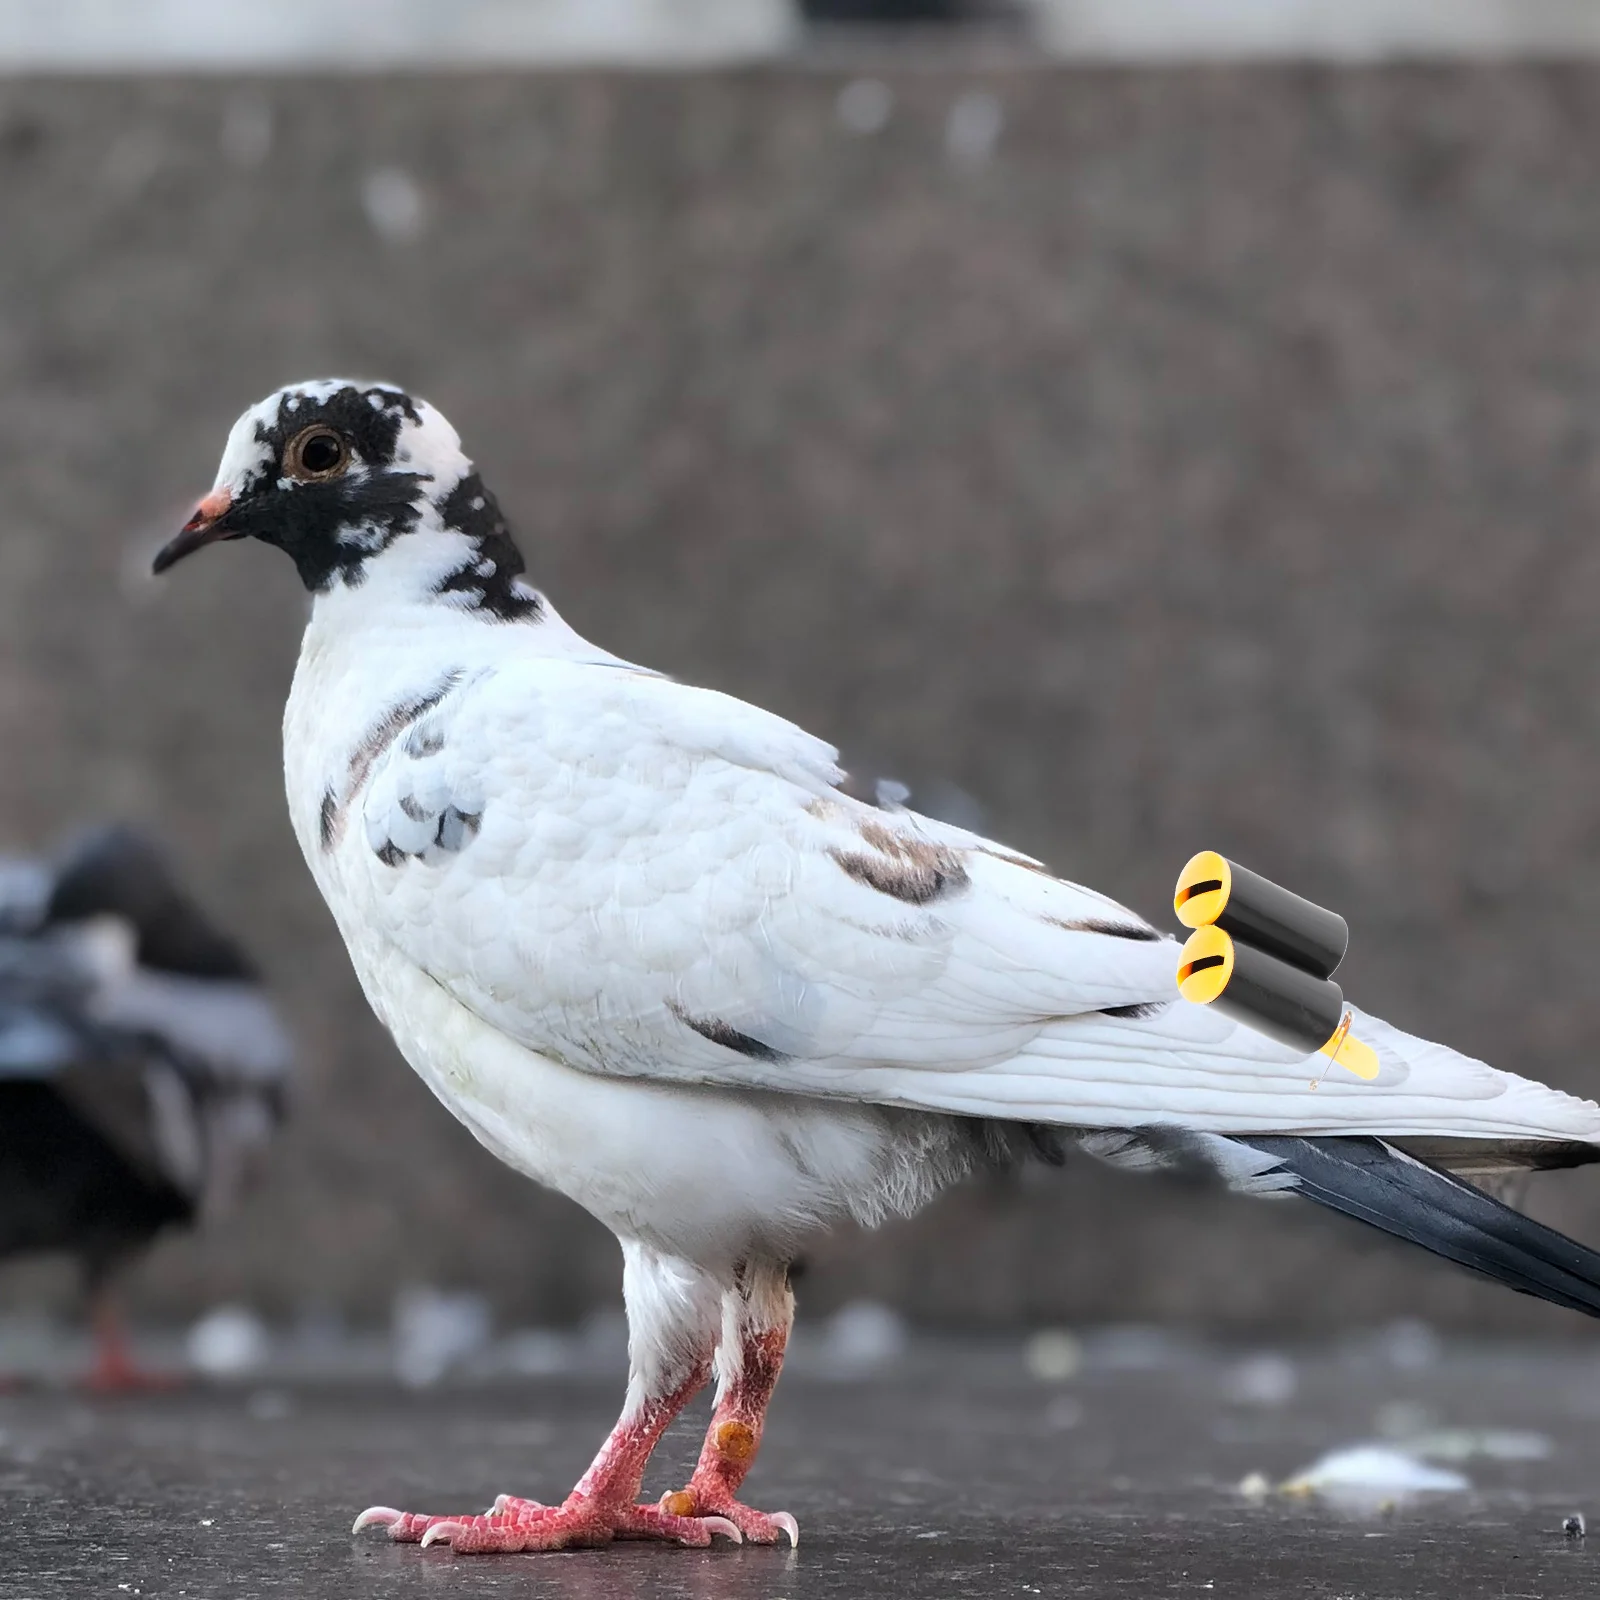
[250,385,420,473]
[222,385,430,592]
[162,381,549,616]
[431,473,544,623]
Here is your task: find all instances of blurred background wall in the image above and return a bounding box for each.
[5,2,1600,1336]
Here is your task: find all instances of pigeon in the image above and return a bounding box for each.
[0,826,290,1387]
[154,379,1600,1552]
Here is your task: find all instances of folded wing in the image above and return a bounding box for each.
[347,662,1600,1149]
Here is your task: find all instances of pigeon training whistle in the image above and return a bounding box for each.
[1172,851,1378,1081]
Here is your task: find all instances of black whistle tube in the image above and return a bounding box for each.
[1211,938,1345,1055]
[1215,860,1348,981]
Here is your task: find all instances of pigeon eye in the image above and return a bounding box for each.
[284,426,350,482]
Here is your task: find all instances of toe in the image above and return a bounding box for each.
[352,1506,403,1535]
[354,1492,556,1546]
[424,1509,618,1554]
[422,1516,545,1553]
[696,1498,800,1546]
[354,1507,496,1544]
[420,1520,471,1550]
[489,1493,548,1517]
[619,1504,743,1546]
[352,1507,449,1542]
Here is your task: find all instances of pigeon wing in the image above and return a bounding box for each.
[345,662,1600,1146]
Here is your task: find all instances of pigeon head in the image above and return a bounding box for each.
[153,380,542,621]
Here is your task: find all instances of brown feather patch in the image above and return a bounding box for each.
[831,822,969,906]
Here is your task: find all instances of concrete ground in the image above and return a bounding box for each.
[5,1339,1600,1598]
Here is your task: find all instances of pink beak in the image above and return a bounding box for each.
[152,487,235,574]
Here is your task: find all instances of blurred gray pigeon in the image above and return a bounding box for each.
[0,826,291,1388]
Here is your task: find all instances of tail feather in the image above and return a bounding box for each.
[1394,1136,1600,1178]
[1242,1135,1600,1319]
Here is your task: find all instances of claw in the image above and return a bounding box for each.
[771,1511,800,1548]
[420,1520,467,1549]
[702,1516,743,1545]
[352,1506,403,1534]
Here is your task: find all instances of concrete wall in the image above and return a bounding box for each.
[3,65,1600,1333]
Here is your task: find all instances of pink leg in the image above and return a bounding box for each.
[82,1290,177,1393]
[661,1264,798,1546]
[353,1243,743,1554]
[354,1365,742,1551]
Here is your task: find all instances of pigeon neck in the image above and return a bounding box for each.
[422,471,545,624]
[303,473,547,630]
[300,502,621,671]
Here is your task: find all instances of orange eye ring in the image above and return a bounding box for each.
[283,425,351,482]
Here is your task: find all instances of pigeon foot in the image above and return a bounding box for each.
[659,1486,799,1546]
[82,1292,180,1393]
[353,1493,742,1553]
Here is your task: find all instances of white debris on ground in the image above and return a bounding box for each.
[1222,1352,1298,1407]
[1025,1329,1083,1383]
[1276,1445,1470,1506]
[819,1301,908,1374]
[186,1305,270,1377]
[391,1285,492,1389]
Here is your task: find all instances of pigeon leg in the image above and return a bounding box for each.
[353,1244,743,1553]
[353,1368,744,1551]
[660,1260,799,1546]
[83,1287,176,1393]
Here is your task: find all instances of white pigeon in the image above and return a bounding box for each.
[155,380,1600,1554]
